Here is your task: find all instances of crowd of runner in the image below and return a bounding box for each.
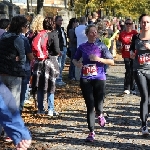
[0,12,150,149]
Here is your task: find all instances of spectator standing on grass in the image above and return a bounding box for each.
[67,18,78,80]
[75,16,88,80]
[55,16,67,86]
[0,16,27,142]
[31,17,60,116]
[20,23,34,114]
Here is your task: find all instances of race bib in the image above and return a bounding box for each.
[138,53,150,65]
[82,64,97,77]
[124,45,130,51]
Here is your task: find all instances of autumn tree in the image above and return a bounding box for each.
[73,0,150,19]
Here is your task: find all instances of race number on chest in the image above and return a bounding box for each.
[82,64,97,77]
[138,53,150,65]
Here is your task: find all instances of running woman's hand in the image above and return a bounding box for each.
[89,54,99,62]
[144,43,150,50]
[16,139,31,150]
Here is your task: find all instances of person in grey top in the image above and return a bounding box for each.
[130,14,150,136]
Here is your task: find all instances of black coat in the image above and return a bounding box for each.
[0,35,25,77]
[55,25,67,51]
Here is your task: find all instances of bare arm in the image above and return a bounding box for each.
[89,55,114,65]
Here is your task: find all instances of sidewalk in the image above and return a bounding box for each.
[2,56,150,150]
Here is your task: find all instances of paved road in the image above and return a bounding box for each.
[2,57,150,150]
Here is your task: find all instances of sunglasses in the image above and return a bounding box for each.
[125,23,133,25]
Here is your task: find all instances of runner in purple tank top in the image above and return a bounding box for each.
[73,24,114,142]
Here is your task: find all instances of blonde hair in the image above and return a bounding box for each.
[30,14,44,32]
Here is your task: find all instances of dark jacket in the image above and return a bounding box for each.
[47,31,61,56]
[0,32,25,77]
[55,25,67,51]
[68,28,77,48]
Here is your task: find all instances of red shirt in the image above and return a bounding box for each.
[119,30,137,58]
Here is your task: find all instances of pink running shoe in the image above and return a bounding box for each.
[85,131,95,142]
[98,115,106,127]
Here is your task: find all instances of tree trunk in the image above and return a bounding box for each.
[27,0,29,12]
[31,0,33,12]
[37,0,44,15]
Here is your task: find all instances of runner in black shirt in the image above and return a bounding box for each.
[130,14,150,136]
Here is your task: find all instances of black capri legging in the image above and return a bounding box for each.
[80,78,106,132]
[134,71,150,126]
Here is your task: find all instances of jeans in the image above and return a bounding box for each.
[0,75,22,136]
[124,58,135,91]
[56,46,67,83]
[37,88,55,111]
[0,82,31,140]
[134,71,150,126]
[20,70,31,111]
[68,47,77,79]
[0,75,22,108]
[47,93,54,111]
[80,79,106,132]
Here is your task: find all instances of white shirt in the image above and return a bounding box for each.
[61,28,66,46]
[75,25,88,48]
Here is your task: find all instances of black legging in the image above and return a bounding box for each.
[80,79,106,132]
[134,71,150,126]
[124,58,135,91]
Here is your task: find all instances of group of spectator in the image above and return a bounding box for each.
[0,12,119,147]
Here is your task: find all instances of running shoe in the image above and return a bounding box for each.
[48,110,59,116]
[124,90,130,94]
[142,126,149,136]
[85,131,95,142]
[98,115,106,127]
